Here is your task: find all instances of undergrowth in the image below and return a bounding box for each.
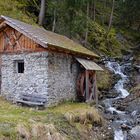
[0,0,36,24]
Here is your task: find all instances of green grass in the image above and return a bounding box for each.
[97,68,112,90]
[0,97,94,139]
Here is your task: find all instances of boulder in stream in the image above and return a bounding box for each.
[130,125,140,140]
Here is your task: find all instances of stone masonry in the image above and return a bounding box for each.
[1,51,78,106]
[1,52,49,100]
[47,52,78,106]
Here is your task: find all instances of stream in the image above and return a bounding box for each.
[103,56,140,140]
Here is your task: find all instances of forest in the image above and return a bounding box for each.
[0,0,139,140]
[1,0,139,57]
[19,0,140,57]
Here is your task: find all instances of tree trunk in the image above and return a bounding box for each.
[138,23,140,31]
[85,2,89,45]
[93,0,96,22]
[107,0,115,34]
[38,0,46,26]
[52,9,56,32]
[102,0,107,25]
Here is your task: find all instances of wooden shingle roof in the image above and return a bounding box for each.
[76,58,103,71]
[0,15,99,58]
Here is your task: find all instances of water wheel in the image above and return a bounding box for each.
[77,71,95,101]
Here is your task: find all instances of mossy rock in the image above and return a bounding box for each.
[96,68,113,91]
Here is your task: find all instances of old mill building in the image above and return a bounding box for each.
[0,16,103,107]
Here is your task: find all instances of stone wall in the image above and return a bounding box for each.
[1,51,78,106]
[47,52,78,106]
[1,52,49,101]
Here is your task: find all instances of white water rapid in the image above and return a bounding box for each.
[105,61,130,140]
[114,130,125,140]
[106,62,129,99]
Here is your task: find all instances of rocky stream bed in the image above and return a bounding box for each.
[99,51,140,140]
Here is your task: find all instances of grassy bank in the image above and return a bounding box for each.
[0,97,103,140]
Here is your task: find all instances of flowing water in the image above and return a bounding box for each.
[103,59,138,140]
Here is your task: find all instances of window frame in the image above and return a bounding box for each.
[14,60,25,74]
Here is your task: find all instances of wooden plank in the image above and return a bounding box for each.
[21,96,46,102]
[3,31,13,48]
[16,100,44,105]
[12,30,22,48]
[94,73,98,108]
[21,94,46,99]
[0,27,47,53]
[5,21,47,48]
[89,71,95,101]
[85,70,89,101]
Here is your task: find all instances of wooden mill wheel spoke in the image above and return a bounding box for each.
[77,71,94,101]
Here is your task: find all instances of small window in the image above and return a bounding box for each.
[15,60,24,73]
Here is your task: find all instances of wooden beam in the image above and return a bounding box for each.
[94,72,98,108]
[85,70,89,101]
[0,21,7,30]
[3,30,14,49]
[89,71,95,101]
[5,21,48,49]
[12,30,22,48]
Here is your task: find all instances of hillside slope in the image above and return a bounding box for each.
[0,0,35,24]
[0,0,138,58]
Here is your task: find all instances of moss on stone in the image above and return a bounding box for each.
[96,68,112,90]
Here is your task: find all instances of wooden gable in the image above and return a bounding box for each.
[0,25,46,54]
[0,16,99,59]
